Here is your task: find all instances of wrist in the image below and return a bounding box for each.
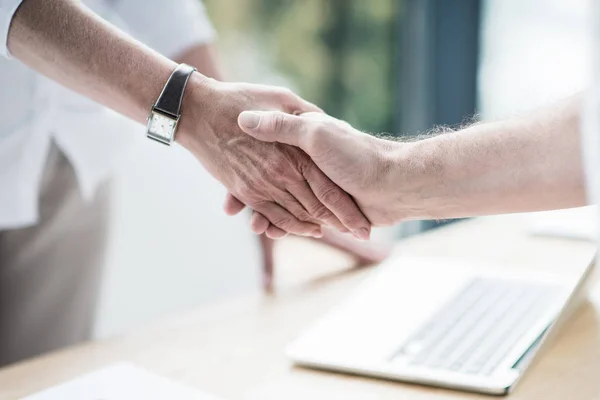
[175,71,220,149]
[376,141,414,222]
[390,135,466,222]
[382,139,440,222]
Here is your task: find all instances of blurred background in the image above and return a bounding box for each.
[93,0,592,338]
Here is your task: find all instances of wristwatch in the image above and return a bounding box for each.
[146,63,197,145]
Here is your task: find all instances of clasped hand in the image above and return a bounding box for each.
[230,110,406,234]
[176,76,372,240]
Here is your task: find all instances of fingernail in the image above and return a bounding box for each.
[355,228,370,241]
[239,112,260,129]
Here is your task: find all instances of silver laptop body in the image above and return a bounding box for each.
[287,253,596,395]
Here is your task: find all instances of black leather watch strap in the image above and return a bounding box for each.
[154,64,197,117]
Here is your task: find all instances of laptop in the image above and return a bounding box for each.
[286,252,596,395]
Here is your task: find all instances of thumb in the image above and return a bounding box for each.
[238,111,309,149]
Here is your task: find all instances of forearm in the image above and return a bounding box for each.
[394,95,585,220]
[7,0,201,125]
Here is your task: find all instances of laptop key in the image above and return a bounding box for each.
[391,278,561,376]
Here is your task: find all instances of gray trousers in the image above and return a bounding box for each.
[0,144,110,367]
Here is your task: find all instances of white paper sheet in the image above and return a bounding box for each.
[24,363,223,400]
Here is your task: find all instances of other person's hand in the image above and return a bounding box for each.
[234,111,407,230]
[176,77,371,240]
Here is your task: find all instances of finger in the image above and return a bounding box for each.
[286,93,324,114]
[270,87,324,114]
[266,222,324,239]
[250,211,270,235]
[238,111,312,151]
[253,201,322,238]
[265,225,288,240]
[286,180,349,233]
[224,193,246,215]
[275,189,322,226]
[303,164,371,240]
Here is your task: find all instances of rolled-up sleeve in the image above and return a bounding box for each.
[0,0,24,58]
[113,0,216,59]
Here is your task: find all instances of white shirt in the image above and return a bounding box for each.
[0,0,215,229]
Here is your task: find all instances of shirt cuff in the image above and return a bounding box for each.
[0,0,24,58]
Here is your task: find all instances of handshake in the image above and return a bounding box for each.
[177,75,411,240]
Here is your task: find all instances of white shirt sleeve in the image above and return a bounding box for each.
[112,0,216,59]
[0,0,24,58]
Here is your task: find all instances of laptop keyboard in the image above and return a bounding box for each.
[391,277,562,376]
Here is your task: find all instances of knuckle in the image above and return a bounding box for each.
[310,205,334,222]
[249,199,269,211]
[314,121,337,137]
[236,184,253,200]
[309,124,323,135]
[241,192,271,211]
[295,153,314,176]
[278,195,313,222]
[300,160,319,177]
[302,124,325,149]
[319,184,344,206]
[292,208,313,223]
[264,160,287,183]
[340,211,363,227]
[271,215,293,230]
[269,112,287,134]
[255,164,273,183]
[271,161,288,179]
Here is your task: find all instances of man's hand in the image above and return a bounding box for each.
[176,78,372,239]
[233,111,406,229]
[237,95,587,225]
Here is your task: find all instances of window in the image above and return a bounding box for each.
[204,0,481,235]
[204,0,398,134]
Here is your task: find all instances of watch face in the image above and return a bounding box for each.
[148,111,177,143]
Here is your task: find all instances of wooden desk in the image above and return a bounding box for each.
[1,217,599,399]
